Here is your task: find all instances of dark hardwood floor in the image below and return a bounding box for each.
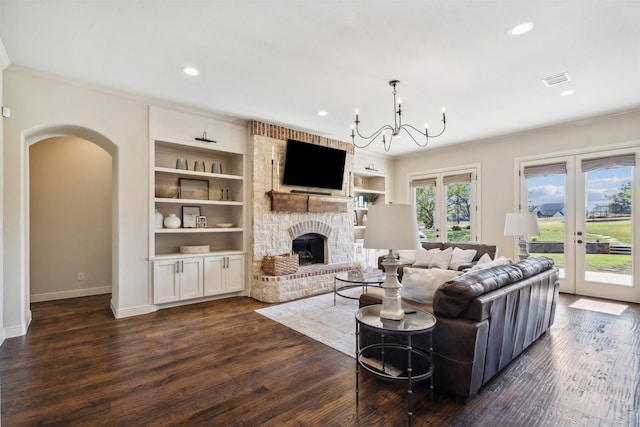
[1,292,639,426]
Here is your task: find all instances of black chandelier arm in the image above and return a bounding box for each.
[402,120,447,138]
[398,126,429,148]
[354,123,394,141]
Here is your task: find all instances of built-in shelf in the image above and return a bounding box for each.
[149,106,248,305]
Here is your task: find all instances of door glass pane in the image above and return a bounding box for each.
[584,166,632,286]
[446,183,471,242]
[415,185,437,241]
[526,173,566,278]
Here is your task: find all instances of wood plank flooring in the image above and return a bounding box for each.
[1,293,639,426]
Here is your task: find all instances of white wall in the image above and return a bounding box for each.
[29,137,112,301]
[0,37,8,347]
[3,66,150,336]
[392,110,640,258]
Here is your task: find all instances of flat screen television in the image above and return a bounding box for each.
[282,139,346,191]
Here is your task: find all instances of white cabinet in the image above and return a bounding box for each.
[153,258,204,304]
[204,254,246,296]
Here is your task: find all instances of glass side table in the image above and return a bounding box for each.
[355,304,436,426]
[333,271,384,305]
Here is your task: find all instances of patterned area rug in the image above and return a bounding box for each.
[256,290,373,358]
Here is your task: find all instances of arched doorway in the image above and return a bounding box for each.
[29,136,112,302]
[23,125,119,319]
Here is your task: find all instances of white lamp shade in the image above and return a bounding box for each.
[504,212,540,237]
[363,204,420,250]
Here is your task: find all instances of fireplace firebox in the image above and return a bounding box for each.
[292,233,326,265]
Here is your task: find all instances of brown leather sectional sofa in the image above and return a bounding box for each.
[360,256,560,402]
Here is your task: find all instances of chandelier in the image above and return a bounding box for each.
[350,80,446,152]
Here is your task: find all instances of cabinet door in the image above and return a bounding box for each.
[204,256,225,296]
[225,255,246,292]
[180,258,204,300]
[153,260,180,304]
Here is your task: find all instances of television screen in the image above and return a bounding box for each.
[282,139,346,191]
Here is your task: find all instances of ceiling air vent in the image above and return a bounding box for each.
[542,72,571,87]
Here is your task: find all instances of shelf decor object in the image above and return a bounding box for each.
[504,212,540,260]
[363,204,419,320]
[351,80,447,152]
[164,213,181,229]
[179,178,209,200]
[182,206,201,228]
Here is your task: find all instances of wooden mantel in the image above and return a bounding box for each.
[267,191,349,213]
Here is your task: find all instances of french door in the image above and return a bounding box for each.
[411,167,478,243]
[521,148,639,303]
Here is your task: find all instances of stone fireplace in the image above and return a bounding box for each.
[250,121,354,303]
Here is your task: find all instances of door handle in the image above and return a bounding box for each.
[577,240,583,244]
[577,231,583,236]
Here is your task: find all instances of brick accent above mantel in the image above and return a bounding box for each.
[267,191,349,213]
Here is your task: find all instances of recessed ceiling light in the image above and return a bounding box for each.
[509,22,534,36]
[182,66,200,76]
[560,90,576,97]
[317,110,328,117]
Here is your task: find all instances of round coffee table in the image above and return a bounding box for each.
[333,271,384,305]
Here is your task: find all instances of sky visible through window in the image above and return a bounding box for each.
[527,167,632,211]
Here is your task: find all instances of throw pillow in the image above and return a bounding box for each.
[476,253,493,264]
[468,256,512,272]
[429,247,453,269]
[397,249,417,265]
[448,247,477,270]
[401,267,462,303]
[413,247,440,267]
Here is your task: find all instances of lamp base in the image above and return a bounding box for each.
[380,250,404,320]
[517,237,530,261]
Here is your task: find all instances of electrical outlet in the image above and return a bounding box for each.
[77,272,85,281]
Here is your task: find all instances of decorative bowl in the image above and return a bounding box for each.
[216,223,234,228]
[155,185,178,198]
[180,245,210,254]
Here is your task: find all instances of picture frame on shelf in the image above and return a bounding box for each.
[179,178,209,200]
[196,215,207,228]
[181,206,201,228]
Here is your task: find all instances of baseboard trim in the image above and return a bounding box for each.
[110,301,156,319]
[30,286,112,303]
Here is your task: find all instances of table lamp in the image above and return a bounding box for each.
[363,204,419,320]
[504,212,540,260]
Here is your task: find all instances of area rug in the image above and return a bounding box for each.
[569,298,628,316]
[256,290,369,358]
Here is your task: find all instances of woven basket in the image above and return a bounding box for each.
[262,252,299,276]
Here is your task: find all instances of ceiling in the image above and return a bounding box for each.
[1,1,639,157]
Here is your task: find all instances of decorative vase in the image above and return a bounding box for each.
[164,213,181,229]
[154,209,163,229]
[361,214,368,226]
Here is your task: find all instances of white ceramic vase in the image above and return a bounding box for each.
[164,213,181,229]
[155,209,163,229]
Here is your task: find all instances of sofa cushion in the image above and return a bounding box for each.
[433,264,524,317]
[401,267,462,303]
[513,256,555,278]
[449,247,477,270]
